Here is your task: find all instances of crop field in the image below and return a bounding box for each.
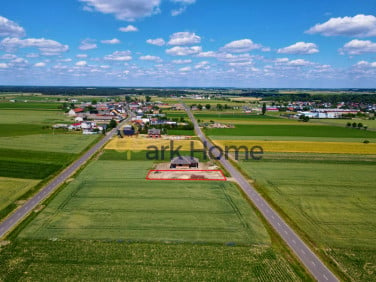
[0,134,97,153]
[20,160,268,244]
[213,140,376,154]
[195,113,280,121]
[0,102,62,110]
[240,155,376,281]
[0,109,70,124]
[167,129,195,135]
[105,137,203,151]
[312,118,376,131]
[0,177,40,211]
[0,240,310,281]
[205,124,376,139]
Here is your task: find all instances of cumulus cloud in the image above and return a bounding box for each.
[172,59,192,64]
[195,61,209,70]
[166,46,202,56]
[277,42,319,54]
[274,58,313,66]
[354,60,376,68]
[179,66,191,72]
[79,39,97,50]
[146,38,165,46]
[76,54,88,58]
[34,62,46,67]
[104,50,132,61]
[139,55,162,62]
[0,16,25,37]
[119,25,138,32]
[76,60,87,66]
[168,32,201,45]
[221,39,262,53]
[306,14,376,37]
[0,63,8,68]
[80,0,161,21]
[0,37,69,55]
[101,38,120,44]
[216,53,253,63]
[196,51,217,58]
[170,0,196,16]
[339,39,376,55]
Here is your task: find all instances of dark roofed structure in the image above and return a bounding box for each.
[148,128,161,138]
[170,156,199,168]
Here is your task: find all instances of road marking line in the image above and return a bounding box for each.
[292,239,296,244]
[301,249,306,255]
[311,260,316,266]
[323,274,329,281]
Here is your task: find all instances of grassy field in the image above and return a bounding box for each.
[0,134,98,153]
[0,177,40,211]
[0,102,62,110]
[167,129,195,135]
[20,160,268,244]
[196,113,279,121]
[213,140,376,154]
[0,109,70,124]
[312,118,376,131]
[205,124,376,139]
[0,240,310,281]
[240,155,376,281]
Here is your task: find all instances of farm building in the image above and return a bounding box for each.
[148,128,161,138]
[170,156,199,168]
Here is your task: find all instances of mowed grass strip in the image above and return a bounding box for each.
[213,140,376,154]
[0,240,309,281]
[0,124,52,137]
[19,160,269,245]
[205,124,376,138]
[105,137,203,151]
[0,177,40,211]
[240,157,376,281]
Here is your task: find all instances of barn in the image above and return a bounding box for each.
[170,156,199,168]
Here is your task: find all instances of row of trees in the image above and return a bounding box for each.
[346,122,368,130]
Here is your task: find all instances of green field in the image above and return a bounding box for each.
[167,129,195,135]
[0,109,70,124]
[0,177,40,211]
[20,160,268,244]
[205,124,376,139]
[0,240,309,281]
[0,102,62,110]
[240,155,376,281]
[195,113,279,121]
[312,118,376,131]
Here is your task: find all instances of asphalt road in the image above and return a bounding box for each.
[0,122,124,239]
[184,105,339,282]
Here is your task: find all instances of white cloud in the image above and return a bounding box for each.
[170,0,196,16]
[221,39,262,53]
[80,0,161,21]
[101,38,120,44]
[75,60,88,67]
[139,55,162,62]
[0,63,8,68]
[277,42,319,54]
[104,50,132,61]
[166,46,202,56]
[229,61,253,67]
[355,61,376,68]
[79,39,97,50]
[0,37,69,55]
[0,54,17,60]
[306,14,376,37]
[196,51,217,58]
[0,16,25,37]
[179,66,191,72]
[172,59,192,64]
[168,32,201,45]
[146,38,165,46]
[171,7,186,16]
[216,53,253,63]
[34,62,46,67]
[195,61,209,70]
[339,39,376,55]
[171,0,196,3]
[287,59,313,66]
[119,25,138,32]
[60,58,72,62]
[76,54,88,58]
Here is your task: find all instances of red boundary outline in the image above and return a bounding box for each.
[146,170,227,181]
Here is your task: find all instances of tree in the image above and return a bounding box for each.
[262,103,266,115]
[108,119,117,129]
[346,122,351,127]
[205,104,211,110]
[216,104,223,111]
[352,122,357,128]
[357,122,363,129]
[146,96,151,102]
[197,104,203,110]
[92,99,97,105]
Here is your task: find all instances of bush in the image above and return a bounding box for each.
[363,140,370,144]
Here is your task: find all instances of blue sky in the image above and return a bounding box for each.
[0,0,375,87]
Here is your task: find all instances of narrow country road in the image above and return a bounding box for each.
[0,115,130,239]
[184,105,339,282]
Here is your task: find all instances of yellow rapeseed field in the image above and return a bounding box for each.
[105,137,204,151]
[213,140,376,154]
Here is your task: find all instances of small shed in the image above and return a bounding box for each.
[170,156,199,168]
[148,128,161,138]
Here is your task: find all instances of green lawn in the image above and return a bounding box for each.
[0,109,70,124]
[195,113,279,121]
[0,240,310,281]
[0,124,52,137]
[167,129,195,135]
[241,156,376,281]
[0,102,62,110]
[20,160,268,244]
[205,124,376,138]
